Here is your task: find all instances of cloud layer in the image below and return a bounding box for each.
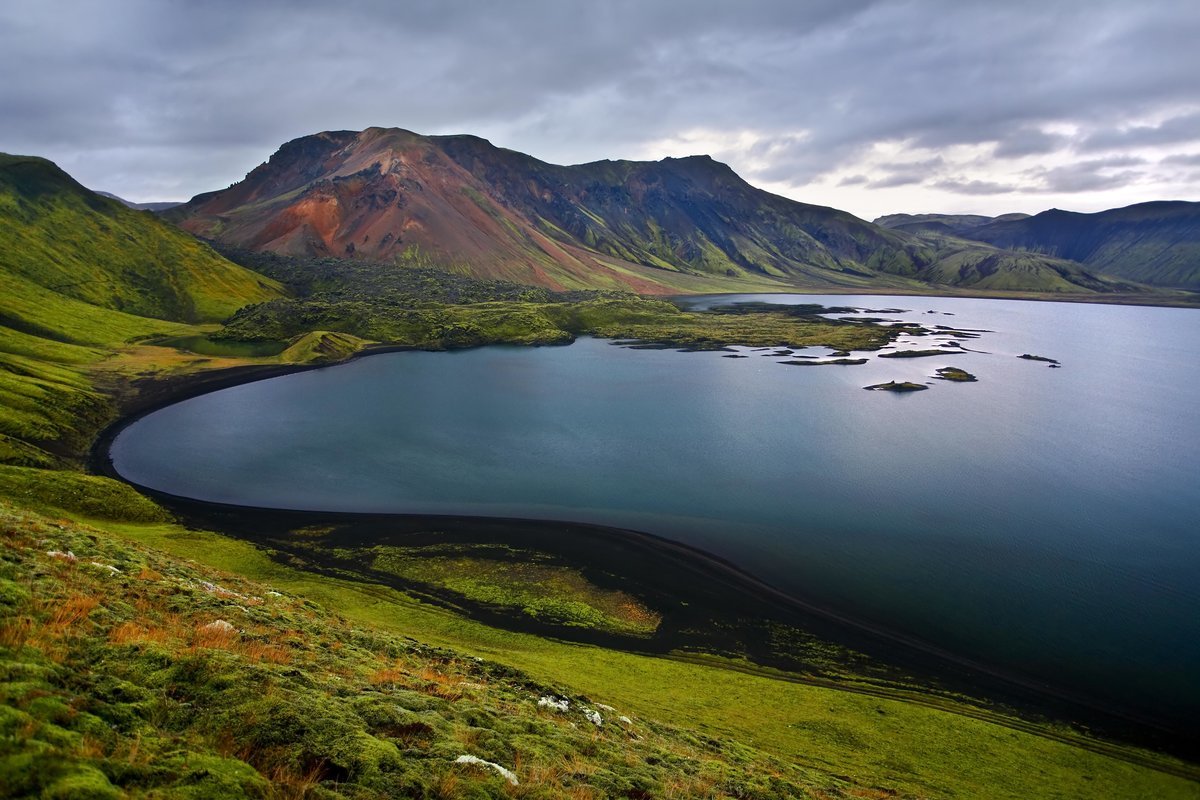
[2,0,1197,219]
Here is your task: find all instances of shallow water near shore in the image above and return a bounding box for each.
[111,294,1200,724]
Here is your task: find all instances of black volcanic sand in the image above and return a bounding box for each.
[89,356,1200,764]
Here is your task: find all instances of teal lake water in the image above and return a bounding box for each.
[110,295,1200,721]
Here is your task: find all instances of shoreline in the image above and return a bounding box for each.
[88,337,1199,764]
[668,286,1200,310]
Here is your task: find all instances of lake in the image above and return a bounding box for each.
[110,294,1200,722]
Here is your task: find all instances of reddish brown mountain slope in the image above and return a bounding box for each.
[171,128,1137,294]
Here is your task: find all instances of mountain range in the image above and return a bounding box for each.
[947,202,1200,289]
[95,191,182,212]
[168,127,1152,296]
[873,213,1032,236]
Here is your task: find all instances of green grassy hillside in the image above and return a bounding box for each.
[0,154,281,323]
[1,502,840,799]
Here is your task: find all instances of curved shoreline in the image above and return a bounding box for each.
[89,345,1198,762]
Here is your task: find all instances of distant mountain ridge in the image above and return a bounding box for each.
[171,127,1135,295]
[95,191,183,212]
[874,213,1031,236]
[952,201,1200,289]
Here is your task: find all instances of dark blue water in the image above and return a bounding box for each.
[111,295,1200,718]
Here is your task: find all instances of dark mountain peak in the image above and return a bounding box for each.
[662,154,715,164]
[430,132,495,148]
[95,191,182,212]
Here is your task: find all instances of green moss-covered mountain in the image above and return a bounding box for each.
[0,154,281,327]
[953,201,1200,289]
[170,128,1136,295]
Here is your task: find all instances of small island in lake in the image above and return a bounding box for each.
[864,380,929,392]
[1019,353,1060,365]
[781,357,869,366]
[933,366,978,382]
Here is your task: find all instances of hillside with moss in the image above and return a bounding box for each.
[1,155,1198,799]
[3,502,851,799]
[0,155,281,324]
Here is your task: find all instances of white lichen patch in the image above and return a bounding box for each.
[538,695,569,712]
[199,619,236,634]
[454,755,518,785]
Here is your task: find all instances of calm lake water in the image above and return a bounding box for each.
[111,295,1200,720]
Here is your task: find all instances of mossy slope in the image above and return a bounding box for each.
[0,501,882,800]
[0,154,282,324]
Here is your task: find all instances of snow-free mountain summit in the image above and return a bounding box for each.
[171,127,1138,296]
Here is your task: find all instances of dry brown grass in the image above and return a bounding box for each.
[108,621,170,646]
[136,566,163,581]
[241,639,292,665]
[434,771,461,799]
[0,615,34,649]
[77,734,108,759]
[367,665,409,688]
[191,621,239,651]
[48,593,99,628]
[418,665,466,700]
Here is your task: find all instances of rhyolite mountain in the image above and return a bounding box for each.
[948,201,1200,289]
[171,127,1135,295]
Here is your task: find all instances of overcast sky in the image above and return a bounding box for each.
[2,0,1198,220]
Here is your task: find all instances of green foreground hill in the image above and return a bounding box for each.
[0,153,1198,798]
[0,154,280,325]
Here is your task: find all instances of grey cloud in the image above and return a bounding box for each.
[1025,157,1147,192]
[992,128,1069,158]
[863,157,944,189]
[868,172,929,189]
[838,174,869,186]
[1162,153,1200,166]
[1,0,1198,209]
[1081,111,1200,152]
[933,179,1021,196]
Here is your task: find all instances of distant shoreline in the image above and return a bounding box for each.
[667,286,1200,310]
